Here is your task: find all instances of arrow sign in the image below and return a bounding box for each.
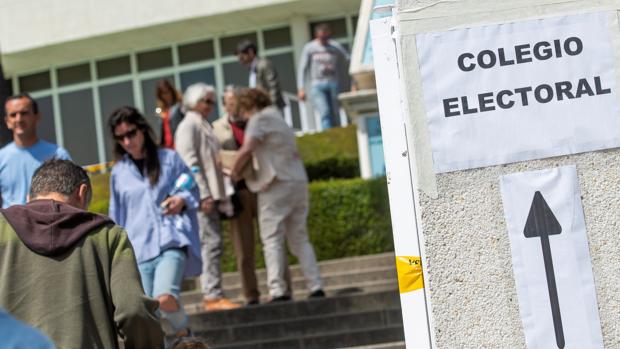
[523,191,564,349]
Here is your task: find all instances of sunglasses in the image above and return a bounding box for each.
[200,98,216,105]
[114,128,139,141]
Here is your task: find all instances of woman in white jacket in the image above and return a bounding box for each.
[174,83,240,311]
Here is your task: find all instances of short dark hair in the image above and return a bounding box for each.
[5,93,39,114]
[314,23,331,34]
[30,159,91,199]
[170,337,211,349]
[236,40,257,55]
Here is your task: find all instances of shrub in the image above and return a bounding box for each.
[296,125,360,181]
[89,173,393,272]
[306,177,393,260]
[304,156,360,182]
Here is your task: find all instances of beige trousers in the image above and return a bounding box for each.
[230,187,293,301]
[257,180,323,297]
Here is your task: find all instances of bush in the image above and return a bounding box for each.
[306,177,393,260]
[296,125,360,181]
[304,156,360,182]
[89,173,393,272]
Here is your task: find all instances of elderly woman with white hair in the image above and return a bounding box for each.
[174,83,241,311]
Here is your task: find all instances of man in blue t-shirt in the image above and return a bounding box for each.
[0,93,71,208]
[0,308,55,349]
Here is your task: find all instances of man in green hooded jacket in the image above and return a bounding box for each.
[0,159,163,348]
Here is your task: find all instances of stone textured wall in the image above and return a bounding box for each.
[419,150,620,348]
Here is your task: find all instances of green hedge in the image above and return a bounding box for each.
[305,177,393,260]
[296,125,360,181]
[89,173,393,272]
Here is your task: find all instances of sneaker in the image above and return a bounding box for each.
[308,289,326,299]
[166,328,193,349]
[202,297,242,311]
[268,295,292,303]
[245,299,260,306]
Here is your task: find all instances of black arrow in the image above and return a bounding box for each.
[523,191,565,349]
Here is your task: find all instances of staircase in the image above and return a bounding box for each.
[177,252,406,349]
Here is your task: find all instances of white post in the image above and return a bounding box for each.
[355,116,372,179]
[372,17,434,349]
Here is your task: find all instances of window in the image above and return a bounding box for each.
[32,96,56,144]
[59,89,98,165]
[19,71,51,92]
[97,56,131,79]
[137,48,173,72]
[4,78,13,95]
[57,63,91,86]
[266,52,301,129]
[141,75,174,138]
[99,81,135,161]
[220,32,258,57]
[223,61,248,88]
[263,27,292,49]
[309,18,348,39]
[178,40,215,64]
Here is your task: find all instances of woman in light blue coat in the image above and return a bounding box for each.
[108,106,201,338]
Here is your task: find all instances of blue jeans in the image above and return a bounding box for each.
[310,81,340,130]
[138,248,188,333]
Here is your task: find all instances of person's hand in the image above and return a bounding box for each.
[229,169,241,182]
[161,196,186,215]
[200,197,215,214]
[297,89,306,101]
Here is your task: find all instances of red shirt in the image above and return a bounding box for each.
[230,119,246,146]
[161,110,174,149]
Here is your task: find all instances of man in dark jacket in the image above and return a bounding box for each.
[0,159,163,349]
[236,40,287,110]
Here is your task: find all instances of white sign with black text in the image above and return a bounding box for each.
[416,11,620,173]
[499,165,603,349]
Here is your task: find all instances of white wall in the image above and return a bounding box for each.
[0,0,292,54]
[0,0,359,75]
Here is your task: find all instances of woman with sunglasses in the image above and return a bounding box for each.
[107,106,201,338]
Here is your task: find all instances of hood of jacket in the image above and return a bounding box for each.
[0,199,113,256]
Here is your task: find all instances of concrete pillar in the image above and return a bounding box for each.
[289,15,317,131]
[290,15,310,72]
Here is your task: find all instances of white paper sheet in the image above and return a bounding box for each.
[499,165,603,349]
[416,12,620,173]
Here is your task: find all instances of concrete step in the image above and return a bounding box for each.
[196,307,402,346]
[183,264,397,305]
[186,290,401,329]
[182,252,397,292]
[183,279,399,314]
[212,325,405,349]
[338,341,406,349]
[172,253,404,349]
[222,265,397,291]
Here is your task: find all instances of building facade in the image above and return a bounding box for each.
[0,0,360,165]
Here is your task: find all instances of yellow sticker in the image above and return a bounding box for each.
[395,256,424,294]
